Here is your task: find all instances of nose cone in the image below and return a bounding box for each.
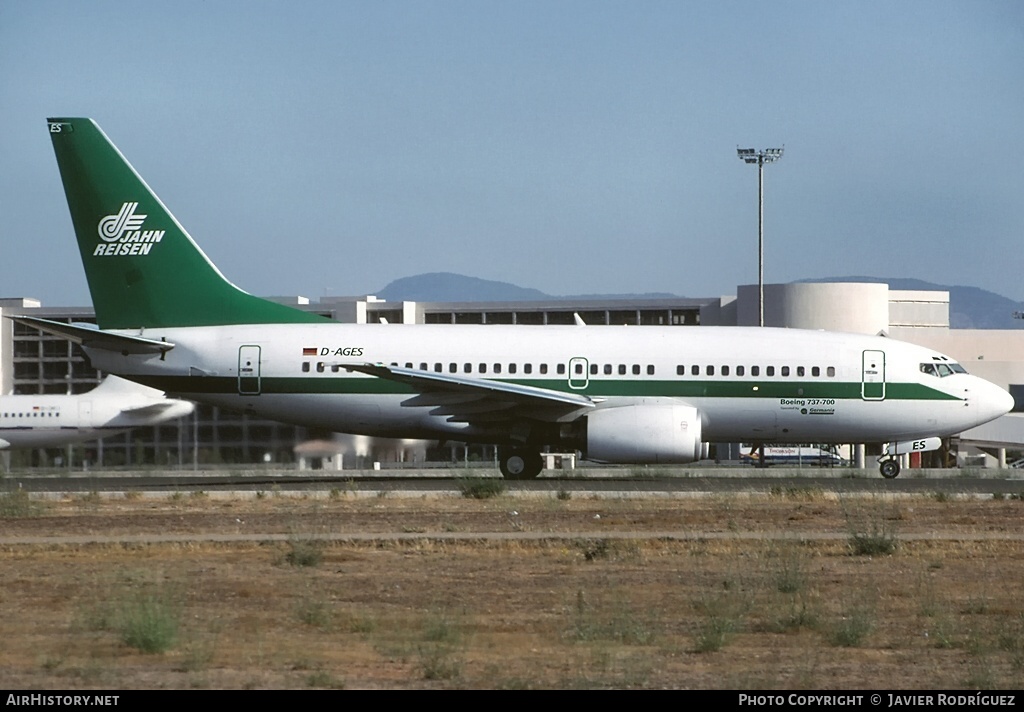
[976,379,1015,425]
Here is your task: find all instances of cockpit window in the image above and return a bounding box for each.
[921,362,967,377]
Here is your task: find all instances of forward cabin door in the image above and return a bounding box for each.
[238,345,262,396]
[861,350,886,401]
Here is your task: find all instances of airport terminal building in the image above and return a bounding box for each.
[2,282,1022,470]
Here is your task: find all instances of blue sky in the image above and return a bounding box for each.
[2,0,1022,305]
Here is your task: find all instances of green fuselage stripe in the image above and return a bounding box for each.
[137,375,961,401]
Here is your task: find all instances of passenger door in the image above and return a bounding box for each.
[238,345,262,395]
[861,350,885,401]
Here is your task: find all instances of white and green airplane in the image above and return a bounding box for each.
[13,117,1013,479]
[0,375,193,450]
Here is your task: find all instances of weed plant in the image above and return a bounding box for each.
[119,591,181,653]
[828,601,873,647]
[0,489,40,518]
[457,477,506,499]
[840,495,899,556]
[285,538,324,567]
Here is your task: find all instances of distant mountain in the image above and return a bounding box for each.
[375,272,1024,329]
[377,273,549,302]
[798,277,1024,330]
[376,272,676,302]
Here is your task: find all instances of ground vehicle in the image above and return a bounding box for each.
[740,444,846,467]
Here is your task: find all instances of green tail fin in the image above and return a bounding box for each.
[46,118,329,329]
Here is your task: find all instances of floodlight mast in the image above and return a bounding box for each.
[737,147,784,327]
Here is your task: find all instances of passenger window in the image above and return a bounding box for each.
[494,363,502,374]
[677,365,685,376]
[827,366,836,377]
[331,364,341,372]
[766,366,775,377]
[558,364,566,375]
[618,364,626,375]
[706,365,715,376]
[540,364,548,374]
[751,366,760,377]
[633,365,640,375]
[796,366,805,377]
[434,363,442,372]
[812,366,820,377]
[479,363,487,374]
[736,365,745,376]
[316,362,325,373]
[405,362,413,369]
[449,363,457,373]
[722,365,730,376]
[604,364,612,375]
[302,362,310,373]
[590,364,598,375]
[691,365,700,376]
[420,363,428,371]
[524,364,532,374]
[781,366,790,377]
[647,365,655,375]
[464,363,472,373]
[509,364,517,374]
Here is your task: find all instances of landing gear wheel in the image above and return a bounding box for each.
[879,459,901,479]
[498,448,543,480]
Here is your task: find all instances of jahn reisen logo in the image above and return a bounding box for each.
[94,202,165,256]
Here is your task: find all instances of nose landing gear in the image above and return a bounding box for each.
[878,458,901,479]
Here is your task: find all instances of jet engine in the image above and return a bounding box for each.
[581,400,706,464]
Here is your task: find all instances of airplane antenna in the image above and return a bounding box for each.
[736,146,784,327]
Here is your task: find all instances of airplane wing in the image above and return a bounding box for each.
[5,316,174,355]
[343,363,597,424]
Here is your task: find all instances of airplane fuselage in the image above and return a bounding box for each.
[0,380,194,450]
[85,323,1008,448]
[38,116,1016,478]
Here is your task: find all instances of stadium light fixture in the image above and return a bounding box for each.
[736,146,784,326]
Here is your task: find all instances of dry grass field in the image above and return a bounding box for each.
[1,483,1023,689]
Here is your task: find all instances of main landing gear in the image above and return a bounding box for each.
[498,447,544,480]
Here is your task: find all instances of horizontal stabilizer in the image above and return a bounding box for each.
[6,316,174,355]
[119,401,180,415]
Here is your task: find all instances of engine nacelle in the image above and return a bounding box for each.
[583,401,705,464]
